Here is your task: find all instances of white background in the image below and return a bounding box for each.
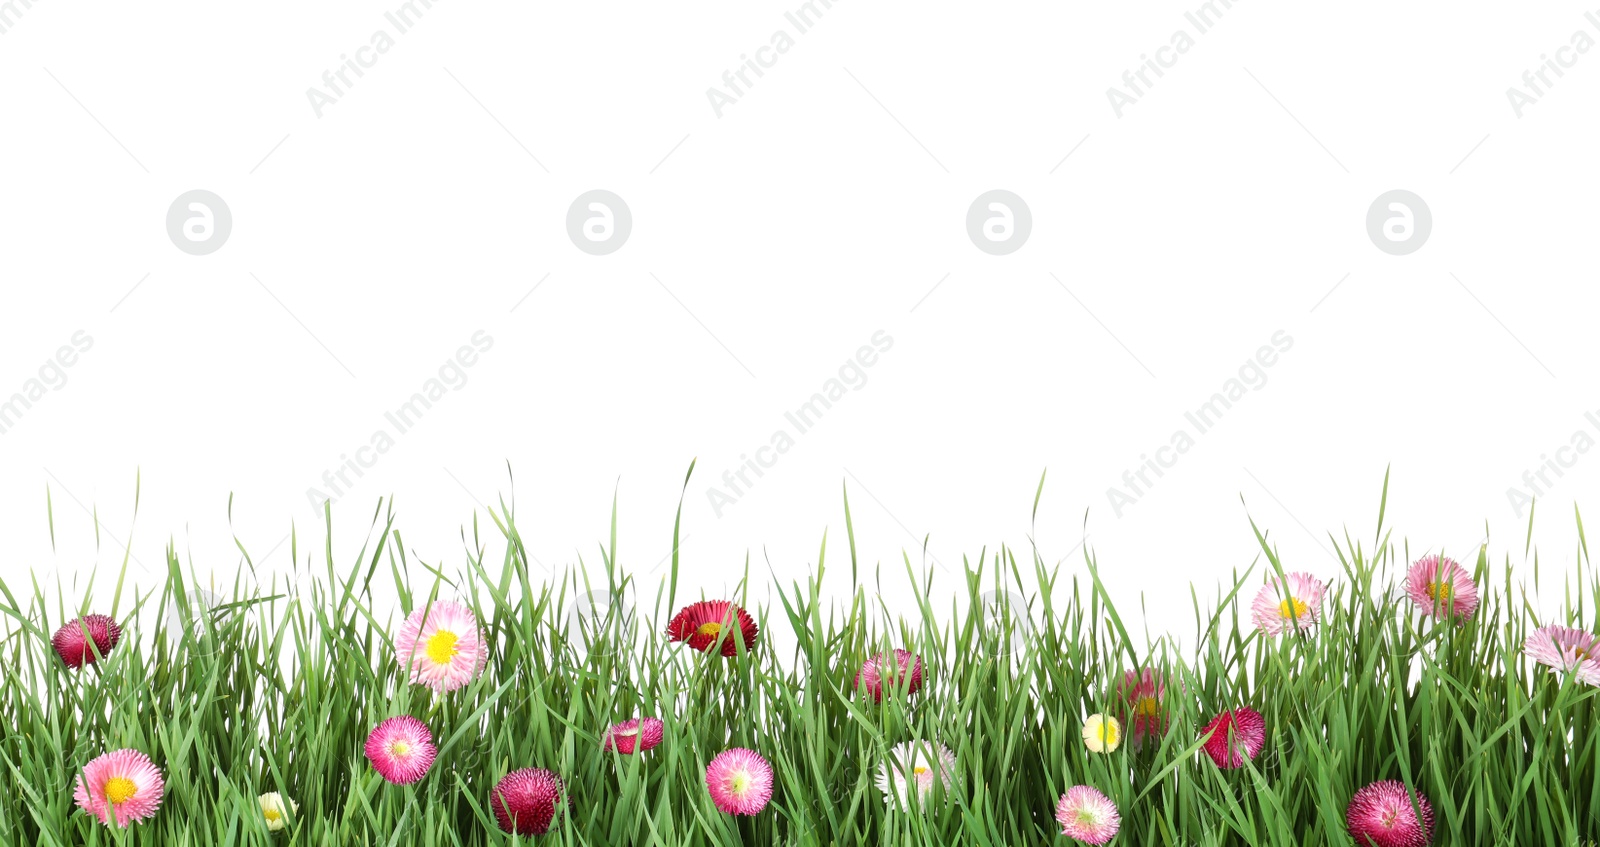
[3,0,1598,642]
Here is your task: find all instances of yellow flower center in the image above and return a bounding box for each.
[390,741,411,757]
[694,622,723,639]
[729,771,750,796]
[913,766,929,776]
[1426,581,1452,603]
[1077,809,1097,824]
[425,630,459,665]
[1278,598,1309,620]
[1099,722,1120,745]
[105,777,137,805]
[1134,696,1160,717]
[264,808,282,822]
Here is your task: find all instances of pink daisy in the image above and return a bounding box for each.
[854,649,925,702]
[1404,555,1479,620]
[1199,707,1266,769]
[364,716,437,785]
[73,749,164,826]
[1250,572,1327,636]
[490,768,566,835]
[1116,668,1168,751]
[1346,780,1434,847]
[602,718,665,754]
[52,614,122,669]
[1522,625,1600,686]
[1055,785,1120,845]
[394,599,489,693]
[667,601,759,657]
[705,748,774,815]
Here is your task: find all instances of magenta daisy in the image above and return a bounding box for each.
[1250,572,1326,636]
[73,749,165,826]
[1116,668,1168,751]
[1522,625,1600,686]
[1054,785,1120,845]
[364,716,437,785]
[394,599,488,693]
[667,601,759,657]
[1346,780,1434,847]
[874,741,958,806]
[705,748,774,815]
[490,768,566,835]
[1199,707,1266,769]
[602,717,665,754]
[52,614,122,669]
[854,649,925,702]
[1404,555,1479,620]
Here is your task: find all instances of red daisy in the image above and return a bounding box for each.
[854,649,925,702]
[52,614,122,669]
[602,718,665,754]
[490,768,566,835]
[666,601,759,657]
[1346,780,1434,847]
[1199,708,1266,769]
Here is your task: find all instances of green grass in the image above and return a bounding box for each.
[0,473,1597,846]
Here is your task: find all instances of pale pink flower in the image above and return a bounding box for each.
[74,749,165,826]
[1522,625,1600,686]
[1250,572,1326,636]
[394,599,489,692]
[1055,785,1120,844]
[1404,555,1479,620]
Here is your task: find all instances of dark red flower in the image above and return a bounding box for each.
[1347,780,1434,847]
[602,718,665,754]
[52,614,122,669]
[666,601,758,657]
[1198,707,1266,769]
[853,649,924,702]
[490,767,566,835]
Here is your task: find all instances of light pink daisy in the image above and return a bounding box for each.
[1346,780,1434,847]
[73,749,165,826]
[1199,707,1266,769]
[491,768,566,835]
[602,718,665,754]
[854,649,925,703]
[1116,668,1168,751]
[394,599,489,693]
[1250,572,1327,636]
[364,716,437,785]
[1522,625,1600,686]
[1055,785,1120,845]
[705,748,774,816]
[875,740,958,807]
[1404,555,1479,620]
